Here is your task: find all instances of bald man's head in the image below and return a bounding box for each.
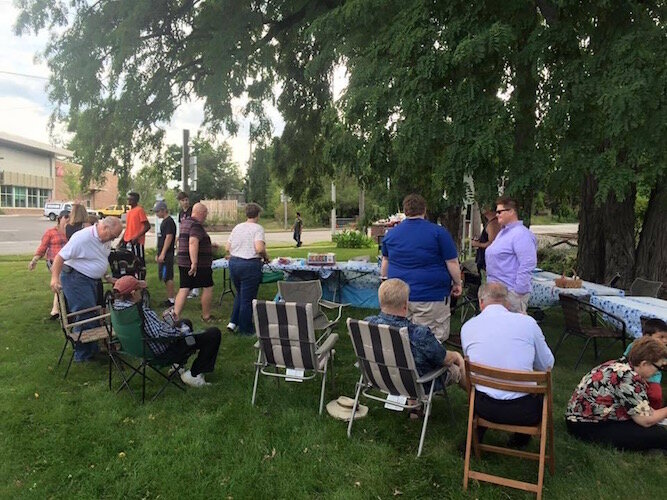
[191,202,208,222]
[478,282,509,310]
[97,217,123,242]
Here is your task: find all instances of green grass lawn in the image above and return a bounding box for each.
[0,245,664,499]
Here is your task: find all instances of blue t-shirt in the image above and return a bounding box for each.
[382,218,458,301]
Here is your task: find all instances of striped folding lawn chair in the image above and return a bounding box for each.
[346,318,451,457]
[251,300,338,414]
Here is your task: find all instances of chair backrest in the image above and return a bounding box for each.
[110,303,147,358]
[347,318,423,400]
[252,300,318,370]
[465,358,551,397]
[559,294,584,332]
[629,277,662,298]
[277,280,322,310]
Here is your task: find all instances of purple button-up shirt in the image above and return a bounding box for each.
[485,221,537,294]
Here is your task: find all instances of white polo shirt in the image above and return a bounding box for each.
[227,222,265,259]
[59,225,112,279]
[461,304,554,400]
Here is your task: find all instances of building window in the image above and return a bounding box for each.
[14,187,27,207]
[1,185,12,207]
[39,189,50,208]
[27,187,40,208]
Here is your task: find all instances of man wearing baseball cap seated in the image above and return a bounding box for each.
[111,275,222,387]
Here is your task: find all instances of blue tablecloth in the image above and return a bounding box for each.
[212,258,382,308]
[589,295,667,339]
[529,272,624,308]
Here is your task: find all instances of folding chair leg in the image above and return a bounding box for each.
[318,366,328,415]
[141,363,147,404]
[347,375,363,438]
[63,350,75,379]
[552,331,568,355]
[593,338,599,360]
[463,388,477,491]
[57,340,68,366]
[251,364,261,406]
[417,383,435,457]
[575,338,593,369]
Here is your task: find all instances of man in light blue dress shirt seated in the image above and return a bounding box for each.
[485,196,537,313]
[461,282,554,446]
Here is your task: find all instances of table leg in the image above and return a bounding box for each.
[218,267,235,305]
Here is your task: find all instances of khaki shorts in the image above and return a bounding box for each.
[507,291,530,314]
[408,300,451,343]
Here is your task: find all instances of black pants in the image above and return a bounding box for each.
[160,327,221,377]
[566,419,667,451]
[475,391,544,444]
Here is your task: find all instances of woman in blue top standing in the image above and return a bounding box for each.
[380,194,462,342]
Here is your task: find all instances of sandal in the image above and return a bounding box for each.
[200,315,219,324]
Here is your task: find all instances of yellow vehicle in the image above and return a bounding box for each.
[97,204,131,218]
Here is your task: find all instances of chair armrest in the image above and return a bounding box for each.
[67,313,111,330]
[416,365,448,384]
[316,333,338,356]
[319,299,347,324]
[66,305,104,318]
[320,299,349,309]
[581,301,627,332]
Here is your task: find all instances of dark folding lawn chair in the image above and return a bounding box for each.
[554,294,627,368]
[108,300,185,403]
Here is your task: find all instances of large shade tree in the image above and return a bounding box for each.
[16,0,666,288]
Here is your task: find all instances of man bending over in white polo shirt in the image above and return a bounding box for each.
[51,217,123,361]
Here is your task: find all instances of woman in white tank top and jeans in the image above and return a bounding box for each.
[225,203,269,335]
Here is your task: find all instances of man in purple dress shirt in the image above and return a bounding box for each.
[485,196,537,313]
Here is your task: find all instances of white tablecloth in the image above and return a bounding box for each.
[529,273,624,308]
[589,295,667,339]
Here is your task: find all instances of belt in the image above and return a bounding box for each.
[62,264,94,279]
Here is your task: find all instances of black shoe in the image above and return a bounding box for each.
[161,300,175,307]
[49,313,59,321]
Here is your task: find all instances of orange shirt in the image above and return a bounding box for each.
[123,206,149,245]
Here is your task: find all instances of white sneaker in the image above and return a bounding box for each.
[168,363,185,376]
[187,288,200,299]
[180,370,209,387]
[226,322,238,332]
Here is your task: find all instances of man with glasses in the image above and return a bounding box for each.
[485,196,537,313]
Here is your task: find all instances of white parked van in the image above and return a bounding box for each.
[43,202,97,220]
[44,202,73,221]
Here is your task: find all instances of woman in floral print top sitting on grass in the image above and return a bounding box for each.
[565,336,667,451]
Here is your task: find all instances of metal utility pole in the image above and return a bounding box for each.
[181,129,190,192]
[330,182,337,237]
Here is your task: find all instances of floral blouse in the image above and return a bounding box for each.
[566,359,652,423]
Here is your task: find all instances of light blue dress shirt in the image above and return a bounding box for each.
[461,304,554,400]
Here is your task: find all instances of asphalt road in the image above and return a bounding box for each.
[0,214,579,256]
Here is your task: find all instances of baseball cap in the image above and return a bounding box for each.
[153,200,168,212]
[113,275,147,295]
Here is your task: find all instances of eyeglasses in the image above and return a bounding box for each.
[652,362,665,372]
[495,208,512,215]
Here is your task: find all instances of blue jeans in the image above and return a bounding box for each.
[229,257,263,335]
[61,268,100,361]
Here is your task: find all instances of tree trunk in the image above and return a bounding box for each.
[635,181,667,297]
[601,184,636,289]
[439,206,462,252]
[576,174,605,283]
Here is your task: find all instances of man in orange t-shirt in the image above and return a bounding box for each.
[117,192,150,278]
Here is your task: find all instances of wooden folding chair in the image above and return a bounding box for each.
[462,358,554,500]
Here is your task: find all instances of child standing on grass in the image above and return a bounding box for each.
[623,318,666,409]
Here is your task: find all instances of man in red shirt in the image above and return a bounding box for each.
[117,192,150,278]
